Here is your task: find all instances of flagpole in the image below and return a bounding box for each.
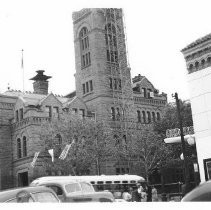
[21,49,24,92]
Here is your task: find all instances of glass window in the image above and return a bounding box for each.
[16,110,19,122]
[17,138,22,158]
[89,80,93,91]
[137,110,141,122]
[157,112,161,121]
[20,108,23,120]
[22,136,27,157]
[45,106,52,118]
[65,183,81,193]
[32,192,59,203]
[147,111,151,123]
[142,111,146,123]
[53,107,59,118]
[80,27,91,68]
[80,182,95,192]
[83,84,86,94]
[86,82,89,93]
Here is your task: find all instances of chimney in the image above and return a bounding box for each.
[30,70,52,95]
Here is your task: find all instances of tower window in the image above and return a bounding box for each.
[17,138,22,158]
[80,27,91,68]
[89,80,93,91]
[23,136,27,157]
[105,23,118,64]
[20,108,23,120]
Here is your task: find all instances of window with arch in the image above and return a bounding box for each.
[188,64,193,72]
[157,112,161,121]
[22,136,27,157]
[105,23,118,63]
[195,61,199,69]
[152,112,156,122]
[201,59,205,67]
[207,57,211,63]
[17,138,22,158]
[111,107,115,120]
[147,111,151,123]
[79,27,91,68]
[137,110,141,123]
[142,111,146,123]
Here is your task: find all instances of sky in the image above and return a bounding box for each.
[0,0,211,102]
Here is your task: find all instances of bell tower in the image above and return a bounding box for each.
[72,8,134,123]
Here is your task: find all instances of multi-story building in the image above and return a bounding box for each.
[181,33,211,182]
[0,8,167,190]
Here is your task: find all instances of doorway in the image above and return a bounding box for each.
[18,171,28,187]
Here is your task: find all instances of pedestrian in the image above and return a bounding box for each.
[146,185,152,202]
[131,183,142,202]
[152,185,158,202]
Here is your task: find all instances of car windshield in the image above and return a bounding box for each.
[65,183,81,193]
[32,192,59,203]
[80,182,95,193]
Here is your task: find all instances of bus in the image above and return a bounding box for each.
[31,175,145,199]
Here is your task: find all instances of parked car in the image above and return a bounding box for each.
[30,177,115,202]
[182,181,211,201]
[0,186,60,203]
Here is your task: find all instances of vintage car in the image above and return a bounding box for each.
[30,177,115,202]
[0,186,60,203]
[182,181,211,201]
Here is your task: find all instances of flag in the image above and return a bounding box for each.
[48,149,54,162]
[59,139,75,160]
[31,152,40,168]
[21,49,24,69]
[59,144,71,160]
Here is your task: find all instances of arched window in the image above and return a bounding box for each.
[22,136,27,157]
[111,107,115,120]
[152,112,156,122]
[201,59,205,67]
[188,64,193,72]
[207,57,211,63]
[105,23,118,63]
[17,138,22,158]
[137,110,141,123]
[157,112,161,121]
[147,111,151,123]
[195,61,199,69]
[142,111,146,123]
[79,27,91,68]
[109,77,113,89]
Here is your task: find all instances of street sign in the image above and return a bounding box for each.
[166,126,194,138]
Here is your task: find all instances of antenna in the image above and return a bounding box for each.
[21,49,25,92]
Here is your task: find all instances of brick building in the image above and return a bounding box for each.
[0,8,167,190]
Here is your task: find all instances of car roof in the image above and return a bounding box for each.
[0,186,55,202]
[30,178,90,186]
[31,175,145,184]
[182,181,211,201]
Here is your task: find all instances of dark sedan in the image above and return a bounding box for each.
[0,186,60,203]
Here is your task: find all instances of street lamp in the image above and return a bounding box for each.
[172,92,191,195]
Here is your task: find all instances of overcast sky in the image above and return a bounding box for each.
[0,0,211,101]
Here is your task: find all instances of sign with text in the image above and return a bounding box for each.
[166,126,194,138]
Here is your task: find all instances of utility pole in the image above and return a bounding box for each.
[172,92,191,195]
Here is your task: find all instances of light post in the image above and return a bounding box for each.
[172,92,191,195]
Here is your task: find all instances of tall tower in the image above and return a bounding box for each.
[72,9,135,124]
